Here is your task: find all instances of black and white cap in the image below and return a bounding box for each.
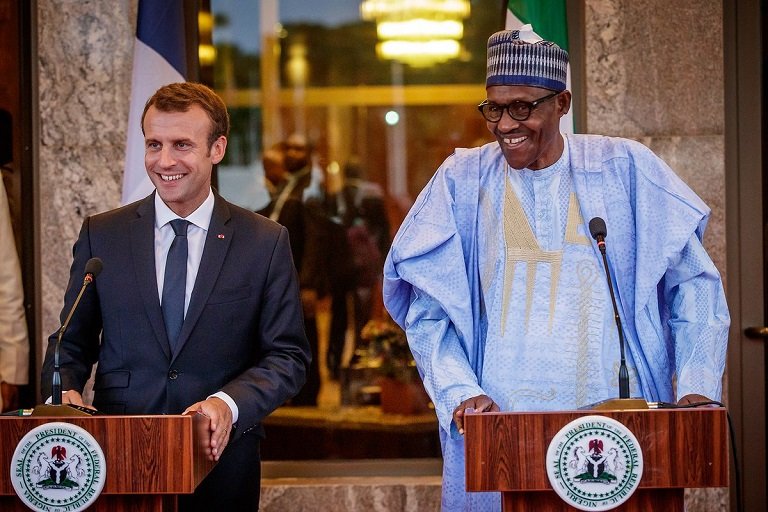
[486,25,569,91]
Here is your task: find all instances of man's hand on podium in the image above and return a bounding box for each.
[184,396,233,461]
[60,390,97,411]
[677,393,719,407]
[453,394,500,435]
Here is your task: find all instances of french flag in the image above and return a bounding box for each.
[122,0,188,204]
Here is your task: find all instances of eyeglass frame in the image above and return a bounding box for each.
[477,91,561,122]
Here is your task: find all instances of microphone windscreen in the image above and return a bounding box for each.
[84,257,103,278]
[588,217,607,240]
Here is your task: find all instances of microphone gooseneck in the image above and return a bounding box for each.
[52,257,103,405]
[588,218,630,400]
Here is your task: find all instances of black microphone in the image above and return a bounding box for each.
[588,218,631,400]
[52,257,103,405]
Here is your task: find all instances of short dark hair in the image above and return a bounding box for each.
[141,82,230,149]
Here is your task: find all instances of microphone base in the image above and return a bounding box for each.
[580,398,650,411]
[30,404,97,417]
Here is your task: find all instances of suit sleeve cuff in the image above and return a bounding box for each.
[210,391,239,424]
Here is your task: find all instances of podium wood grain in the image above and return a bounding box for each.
[1,415,216,511]
[464,408,728,511]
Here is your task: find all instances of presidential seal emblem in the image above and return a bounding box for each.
[10,422,106,511]
[546,415,643,511]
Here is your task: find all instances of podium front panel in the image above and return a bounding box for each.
[464,408,728,492]
[1,415,215,496]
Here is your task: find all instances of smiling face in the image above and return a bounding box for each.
[143,104,226,217]
[485,85,570,170]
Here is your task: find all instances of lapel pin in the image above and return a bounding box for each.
[217,234,225,239]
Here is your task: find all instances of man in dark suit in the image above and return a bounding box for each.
[41,82,310,510]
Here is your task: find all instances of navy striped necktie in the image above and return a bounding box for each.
[162,219,189,352]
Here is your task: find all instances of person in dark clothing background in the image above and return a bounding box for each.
[259,134,326,404]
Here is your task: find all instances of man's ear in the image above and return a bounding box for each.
[557,90,572,116]
[210,136,227,164]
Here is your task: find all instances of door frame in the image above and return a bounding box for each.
[724,0,767,510]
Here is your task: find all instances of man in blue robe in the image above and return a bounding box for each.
[383,27,730,511]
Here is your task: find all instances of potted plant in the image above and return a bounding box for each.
[360,318,431,415]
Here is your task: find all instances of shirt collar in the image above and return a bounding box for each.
[154,189,215,231]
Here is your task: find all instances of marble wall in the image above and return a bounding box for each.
[585,0,726,275]
[34,0,728,510]
[261,476,442,512]
[38,0,135,363]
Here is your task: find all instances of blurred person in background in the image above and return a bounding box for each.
[0,108,29,413]
[260,134,327,404]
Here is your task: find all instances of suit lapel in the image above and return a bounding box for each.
[172,195,233,360]
[130,193,172,360]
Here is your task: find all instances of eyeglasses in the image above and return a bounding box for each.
[477,91,560,122]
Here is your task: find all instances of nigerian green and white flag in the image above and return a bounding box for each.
[506,0,574,132]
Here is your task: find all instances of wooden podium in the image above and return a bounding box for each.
[0,414,216,511]
[464,408,729,511]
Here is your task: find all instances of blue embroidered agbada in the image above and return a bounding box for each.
[383,135,730,511]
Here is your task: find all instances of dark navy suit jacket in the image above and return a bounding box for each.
[41,192,310,439]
